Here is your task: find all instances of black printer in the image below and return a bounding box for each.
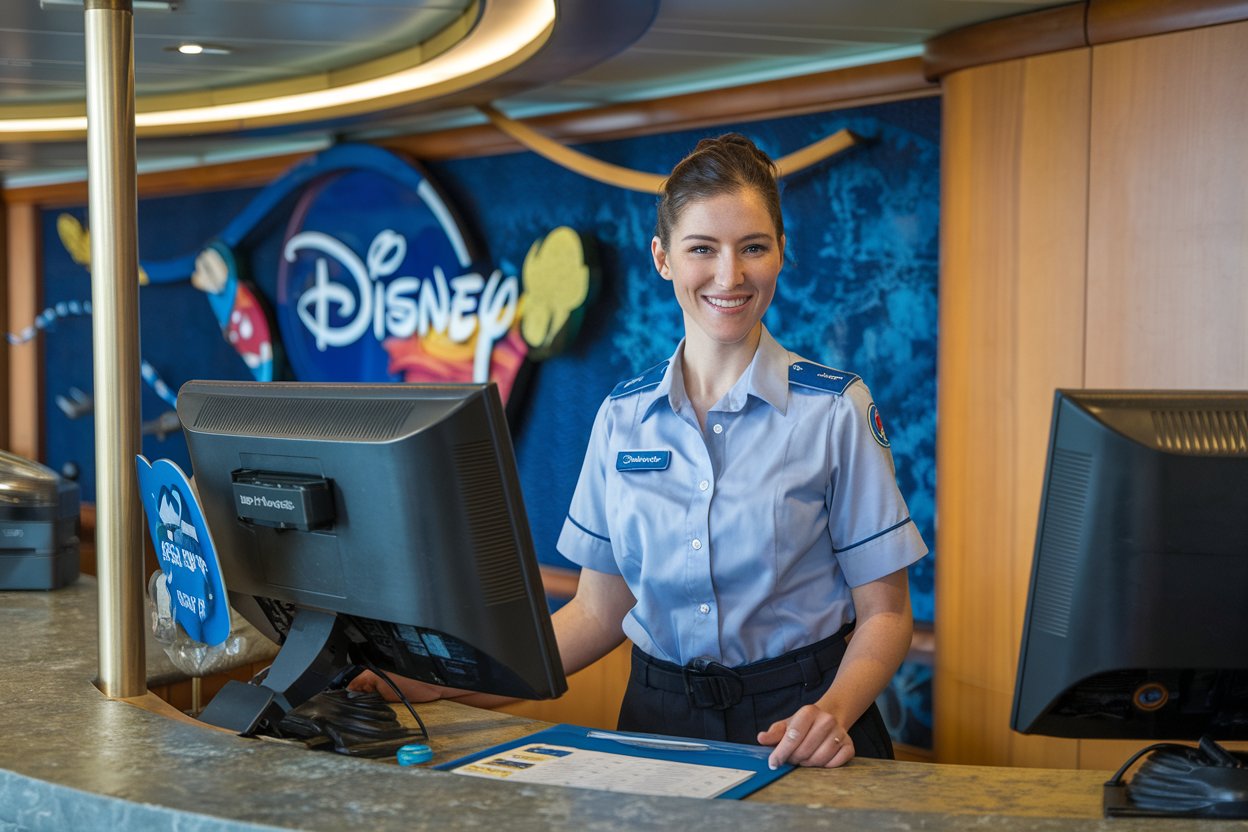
[0,449,80,590]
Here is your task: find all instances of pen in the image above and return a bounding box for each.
[586,730,709,751]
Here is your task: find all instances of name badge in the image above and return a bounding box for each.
[616,450,671,471]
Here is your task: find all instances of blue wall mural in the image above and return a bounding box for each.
[35,96,939,749]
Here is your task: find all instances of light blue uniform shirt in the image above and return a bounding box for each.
[557,327,928,667]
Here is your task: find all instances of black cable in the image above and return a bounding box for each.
[359,656,429,740]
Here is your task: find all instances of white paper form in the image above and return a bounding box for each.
[449,743,754,799]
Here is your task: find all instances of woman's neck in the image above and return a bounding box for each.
[681,325,762,429]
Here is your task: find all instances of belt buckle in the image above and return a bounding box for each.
[682,658,744,710]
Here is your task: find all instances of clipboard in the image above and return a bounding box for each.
[436,724,793,799]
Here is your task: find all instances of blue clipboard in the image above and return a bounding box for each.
[436,723,793,799]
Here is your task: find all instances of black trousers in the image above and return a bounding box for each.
[616,627,894,760]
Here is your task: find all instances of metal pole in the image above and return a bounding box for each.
[85,0,145,698]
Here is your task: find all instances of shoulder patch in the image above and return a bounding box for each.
[788,361,859,395]
[610,360,670,399]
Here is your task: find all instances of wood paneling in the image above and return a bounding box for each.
[495,640,632,730]
[923,4,1087,82]
[0,203,8,447]
[935,49,1091,767]
[1085,20,1248,388]
[1087,0,1248,44]
[924,0,1248,82]
[938,15,1248,769]
[4,201,41,460]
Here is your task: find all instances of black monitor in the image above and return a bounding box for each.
[177,380,566,736]
[1011,389,1248,741]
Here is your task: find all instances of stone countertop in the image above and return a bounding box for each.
[3,578,1246,832]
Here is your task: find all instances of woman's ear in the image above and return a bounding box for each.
[651,236,672,281]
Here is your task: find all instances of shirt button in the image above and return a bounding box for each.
[712,423,723,434]
[698,480,709,491]
[691,538,702,550]
[698,603,711,615]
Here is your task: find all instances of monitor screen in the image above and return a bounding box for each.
[177,380,566,734]
[1011,389,1248,740]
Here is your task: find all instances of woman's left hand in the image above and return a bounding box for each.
[758,704,855,768]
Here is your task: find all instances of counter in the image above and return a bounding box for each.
[2,578,1243,831]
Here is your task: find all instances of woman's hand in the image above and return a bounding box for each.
[347,670,450,703]
[760,568,914,769]
[758,704,855,768]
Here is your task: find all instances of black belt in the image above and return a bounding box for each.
[634,622,853,711]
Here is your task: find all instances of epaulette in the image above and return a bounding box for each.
[610,360,669,399]
[788,361,859,395]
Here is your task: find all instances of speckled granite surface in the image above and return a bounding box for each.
[3,578,1245,831]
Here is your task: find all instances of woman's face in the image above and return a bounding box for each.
[652,187,784,351]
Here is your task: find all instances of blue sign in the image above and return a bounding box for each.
[135,456,230,646]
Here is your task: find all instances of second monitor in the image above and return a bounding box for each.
[178,380,566,735]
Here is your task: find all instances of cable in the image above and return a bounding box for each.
[360,656,429,740]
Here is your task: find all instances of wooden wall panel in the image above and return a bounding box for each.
[4,201,41,460]
[935,49,1091,767]
[0,203,8,447]
[1085,20,1248,388]
[495,640,632,730]
[939,18,1248,770]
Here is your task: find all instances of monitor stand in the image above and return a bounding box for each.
[198,607,350,736]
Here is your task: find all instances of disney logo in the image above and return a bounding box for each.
[285,229,519,382]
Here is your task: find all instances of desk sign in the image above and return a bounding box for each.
[136,456,230,646]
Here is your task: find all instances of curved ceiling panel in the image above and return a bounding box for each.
[0,0,660,141]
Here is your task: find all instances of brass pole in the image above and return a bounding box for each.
[85,0,145,698]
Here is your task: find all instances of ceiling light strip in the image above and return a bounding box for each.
[1,0,554,139]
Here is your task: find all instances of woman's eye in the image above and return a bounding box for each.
[689,245,712,255]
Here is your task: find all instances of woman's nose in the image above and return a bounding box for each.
[714,255,744,288]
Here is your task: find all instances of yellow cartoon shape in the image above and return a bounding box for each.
[519,226,593,359]
[56,213,150,285]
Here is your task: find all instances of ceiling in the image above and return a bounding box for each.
[0,0,1064,188]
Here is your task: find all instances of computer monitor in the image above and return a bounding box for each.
[1011,389,1248,740]
[177,380,566,735]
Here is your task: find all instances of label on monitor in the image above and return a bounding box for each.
[230,470,335,531]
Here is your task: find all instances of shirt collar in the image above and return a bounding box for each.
[638,340,684,421]
[738,325,790,415]
[639,327,790,420]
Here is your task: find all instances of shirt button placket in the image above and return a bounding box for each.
[688,426,717,656]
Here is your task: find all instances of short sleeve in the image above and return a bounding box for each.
[827,381,928,587]
[556,397,621,575]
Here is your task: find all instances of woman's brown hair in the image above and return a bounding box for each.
[655,133,783,248]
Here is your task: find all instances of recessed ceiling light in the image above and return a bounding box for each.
[169,43,233,56]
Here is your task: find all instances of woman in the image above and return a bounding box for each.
[354,134,927,769]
